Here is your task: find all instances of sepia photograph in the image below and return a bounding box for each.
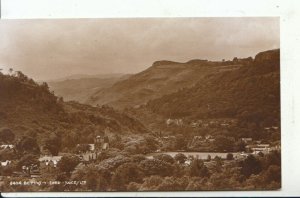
[0,17,281,192]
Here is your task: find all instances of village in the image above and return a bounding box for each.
[0,117,281,181]
[0,133,110,179]
[0,116,281,183]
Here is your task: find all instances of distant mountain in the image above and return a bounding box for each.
[47,73,126,82]
[48,74,130,103]
[146,49,280,127]
[86,58,250,109]
[0,72,147,143]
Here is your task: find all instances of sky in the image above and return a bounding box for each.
[0,18,279,81]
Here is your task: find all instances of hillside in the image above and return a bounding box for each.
[0,72,147,146]
[48,74,129,103]
[146,49,280,127]
[86,59,251,109]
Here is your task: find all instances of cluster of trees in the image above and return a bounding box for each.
[0,71,150,168]
[1,150,279,192]
[0,118,281,192]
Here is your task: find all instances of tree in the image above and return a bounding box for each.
[112,162,144,190]
[130,154,146,163]
[240,155,262,178]
[57,155,80,176]
[214,135,235,152]
[174,153,187,164]
[235,139,246,151]
[262,150,281,169]
[144,135,158,153]
[17,154,39,169]
[174,134,187,150]
[226,153,234,160]
[75,144,91,154]
[41,82,49,91]
[0,128,15,143]
[15,71,28,82]
[43,133,62,156]
[189,159,210,177]
[110,134,124,150]
[186,177,209,190]
[263,165,281,183]
[8,68,13,74]
[157,176,187,191]
[139,175,163,191]
[0,149,15,161]
[72,164,111,191]
[212,156,223,173]
[153,154,175,164]
[207,155,212,162]
[25,129,37,137]
[127,182,141,191]
[61,131,78,149]
[140,159,174,177]
[16,136,40,155]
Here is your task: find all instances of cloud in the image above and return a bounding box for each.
[0,18,279,81]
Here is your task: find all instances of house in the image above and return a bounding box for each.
[271,144,281,151]
[189,136,204,146]
[88,144,95,151]
[191,122,199,128]
[0,160,11,167]
[220,123,230,127]
[246,144,271,154]
[102,143,109,150]
[94,135,110,151]
[79,152,97,162]
[76,144,95,152]
[0,145,14,149]
[39,156,62,167]
[241,138,253,143]
[184,159,192,166]
[257,144,270,147]
[194,136,203,140]
[166,118,173,126]
[162,136,176,141]
[264,126,279,131]
[176,119,183,126]
[166,118,183,126]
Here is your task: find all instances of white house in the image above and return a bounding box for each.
[0,160,11,166]
[102,143,109,150]
[247,144,271,154]
[0,145,14,149]
[39,156,62,167]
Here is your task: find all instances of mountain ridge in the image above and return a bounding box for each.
[86,57,252,109]
[146,49,280,127]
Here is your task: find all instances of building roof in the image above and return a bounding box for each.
[0,145,14,149]
[39,156,62,162]
[1,160,11,166]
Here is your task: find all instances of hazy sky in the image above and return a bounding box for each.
[0,18,279,81]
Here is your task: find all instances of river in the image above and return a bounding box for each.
[146,151,241,159]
